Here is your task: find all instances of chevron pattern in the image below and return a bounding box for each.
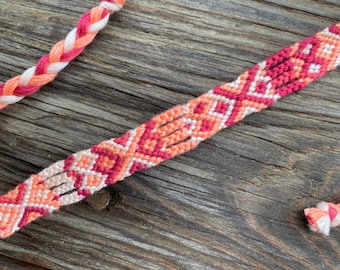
[1,22,340,238]
[0,175,60,237]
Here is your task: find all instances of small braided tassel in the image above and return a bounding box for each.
[0,0,125,109]
[304,202,340,236]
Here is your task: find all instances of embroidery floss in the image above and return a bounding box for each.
[0,0,125,109]
[0,15,340,237]
[304,202,340,236]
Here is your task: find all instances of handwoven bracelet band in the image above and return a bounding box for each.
[1,4,339,238]
[0,0,125,109]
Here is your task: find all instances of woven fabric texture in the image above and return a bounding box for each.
[1,21,340,237]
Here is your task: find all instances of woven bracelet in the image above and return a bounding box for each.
[0,1,339,238]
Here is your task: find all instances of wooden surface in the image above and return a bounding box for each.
[0,0,339,269]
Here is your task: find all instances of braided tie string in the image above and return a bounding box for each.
[1,21,340,238]
[304,202,340,236]
[0,0,126,109]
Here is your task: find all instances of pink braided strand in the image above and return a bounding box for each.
[0,0,125,109]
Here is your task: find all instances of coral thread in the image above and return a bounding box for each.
[0,3,339,238]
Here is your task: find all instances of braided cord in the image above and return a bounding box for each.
[0,0,125,109]
[1,22,340,238]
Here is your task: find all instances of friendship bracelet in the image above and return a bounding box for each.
[1,3,339,238]
[0,0,125,109]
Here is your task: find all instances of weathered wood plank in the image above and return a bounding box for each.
[0,254,48,270]
[0,0,339,269]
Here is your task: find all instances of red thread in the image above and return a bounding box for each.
[1,5,340,238]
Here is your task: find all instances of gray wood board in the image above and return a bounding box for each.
[0,0,339,269]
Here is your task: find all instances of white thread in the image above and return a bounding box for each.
[19,66,36,85]
[0,95,23,104]
[46,62,70,73]
[54,181,75,196]
[39,160,65,179]
[89,15,110,32]
[100,2,122,12]
[44,174,69,189]
[64,28,77,52]
[60,192,85,206]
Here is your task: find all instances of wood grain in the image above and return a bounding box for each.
[0,0,339,269]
